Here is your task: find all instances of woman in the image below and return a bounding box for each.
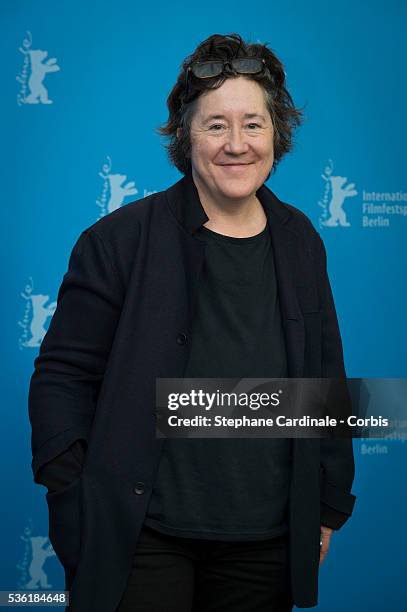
[29,33,356,611]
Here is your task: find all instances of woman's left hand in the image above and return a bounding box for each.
[319,525,334,565]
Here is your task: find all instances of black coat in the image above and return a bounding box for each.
[28,169,356,610]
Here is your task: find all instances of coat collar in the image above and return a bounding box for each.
[165,167,293,235]
[165,168,305,377]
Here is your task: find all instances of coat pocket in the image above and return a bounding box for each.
[46,476,82,571]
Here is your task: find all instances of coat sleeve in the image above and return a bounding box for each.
[28,229,125,484]
[36,440,86,493]
[316,235,356,529]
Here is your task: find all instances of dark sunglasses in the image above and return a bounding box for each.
[183,57,267,102]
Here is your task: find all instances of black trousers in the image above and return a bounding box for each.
[116,524,294,612]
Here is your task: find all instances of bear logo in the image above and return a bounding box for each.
[321,173,358,227]
[25,49,60,105]
[24,536,55,589]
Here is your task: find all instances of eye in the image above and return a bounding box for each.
[208,124,226,131]
[247,123,262,129]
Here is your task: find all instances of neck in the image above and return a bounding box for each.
[191,167,267,237]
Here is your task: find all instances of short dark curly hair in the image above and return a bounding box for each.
[156,33,305,178]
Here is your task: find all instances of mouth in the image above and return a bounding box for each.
[218,162,254,169]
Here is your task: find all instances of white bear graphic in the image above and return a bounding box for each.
[25,49,60,104]
[321,174,358,227]
[21,292,57,348]
[24,536,55,589]
[106,173,138,213]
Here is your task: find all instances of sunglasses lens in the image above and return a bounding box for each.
[231,58,264,74]
[192,61,224,78]
[189,58,264,81]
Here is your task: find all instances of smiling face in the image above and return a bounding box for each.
[186,76,274,204]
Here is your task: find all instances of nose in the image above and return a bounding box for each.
[223,126,250,155]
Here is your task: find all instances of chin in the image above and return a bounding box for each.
[219,186,254,200]
[216,176,259,198]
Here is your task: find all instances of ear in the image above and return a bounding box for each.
[176,127,182,139]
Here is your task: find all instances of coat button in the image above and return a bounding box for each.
[176,332,187,345]
[133,482,145,495]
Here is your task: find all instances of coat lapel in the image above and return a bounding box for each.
[257,185,305,377]
[265,214,305,377]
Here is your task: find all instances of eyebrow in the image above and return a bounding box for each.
[201,113,267,125]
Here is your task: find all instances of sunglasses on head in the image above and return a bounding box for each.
[183,57,267,102]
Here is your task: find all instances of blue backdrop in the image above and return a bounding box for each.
[2,0,406,609]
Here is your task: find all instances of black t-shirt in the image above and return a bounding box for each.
[144,221,293,540]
